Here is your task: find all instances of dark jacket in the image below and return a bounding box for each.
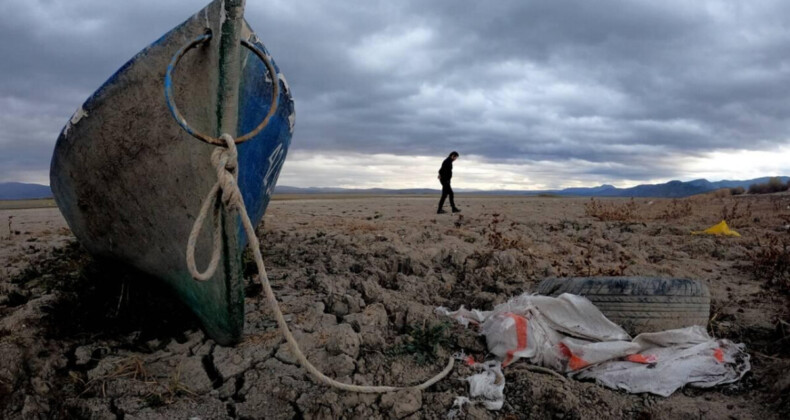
[439,157,453,182]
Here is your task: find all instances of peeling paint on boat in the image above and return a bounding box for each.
[63,107,88,137]
[263,143,285,196]
[278,73,290,95]
[278,73,295,133]
[218,0,227,28]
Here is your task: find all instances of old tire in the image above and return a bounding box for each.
[535,276,710,335]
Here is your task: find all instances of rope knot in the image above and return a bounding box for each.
[210,134,242,209]
[186,133,244,281]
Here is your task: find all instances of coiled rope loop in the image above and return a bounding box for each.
[186,134,454,392]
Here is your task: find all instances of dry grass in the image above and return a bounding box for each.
[584,198,638,221]
[69,356,196,407]
[483,213,527,251]
[721,200,753,227]
[659,198,693,220]
[747,234,790,293]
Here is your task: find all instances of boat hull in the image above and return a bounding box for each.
[50,1,294,344]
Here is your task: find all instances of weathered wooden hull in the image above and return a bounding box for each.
[50,0,294,344]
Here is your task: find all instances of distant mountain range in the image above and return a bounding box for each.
[0,182,53,200]
[274,176,790,198]
[546,177,790,198]
[2,176,788,200]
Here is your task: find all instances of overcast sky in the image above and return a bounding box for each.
[2,0,790,190]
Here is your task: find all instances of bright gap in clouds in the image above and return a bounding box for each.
[676,146,790,181]
[278,147,790,191]
[16,147,790,190]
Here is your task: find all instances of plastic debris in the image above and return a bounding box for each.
[466,360,505,410]
[691,220,741,237]
[437,293,750,400]
[446,359,505,418]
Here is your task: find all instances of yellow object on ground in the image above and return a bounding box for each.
[691,220,741,237]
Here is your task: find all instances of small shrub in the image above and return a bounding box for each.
[584,198,637,221]
[730,186,745,195]
[721,200,753,227]
[660,198,693,220]
[748,177,789,194]
[388,323,451,365]
[485,214,525,250]
[747,235,790,293]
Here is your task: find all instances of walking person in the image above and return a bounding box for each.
[437,151,460,214]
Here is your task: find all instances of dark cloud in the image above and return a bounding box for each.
[2,0,789,186]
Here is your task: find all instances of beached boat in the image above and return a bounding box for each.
[50,0,294,344]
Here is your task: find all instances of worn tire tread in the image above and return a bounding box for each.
[535,276,710,334]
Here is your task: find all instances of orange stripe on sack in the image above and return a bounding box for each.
[714,348,724,363]
[558,343,590,371]
[626,354,657,364]
[502,313,528,367]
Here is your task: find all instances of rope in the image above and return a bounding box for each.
[186,134,454,392]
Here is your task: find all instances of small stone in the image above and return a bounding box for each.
[381,389,422,419]
[326,354,356,377]
[345,303,388,329]
[326,324,360,358]
[216,378,236,400]
[359,330,386,349]
[177,357,213,394]
[275,342,298,365]
[31,377,50,395]
[331,300,349,316]
[320,314,338,328]
[390,362,403,379]
[22,395,49,418]
[358,277,383,302]
[73,345,93,366]
[212,346,252,381]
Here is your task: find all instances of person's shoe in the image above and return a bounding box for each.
[452,208,461,213]
[437,209,447,214]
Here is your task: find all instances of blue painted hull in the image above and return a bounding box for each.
[50,0,294,344]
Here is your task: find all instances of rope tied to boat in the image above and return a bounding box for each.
[185,134,241,281]
[186,133,454,393]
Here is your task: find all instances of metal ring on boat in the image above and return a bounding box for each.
[164,32,281,145]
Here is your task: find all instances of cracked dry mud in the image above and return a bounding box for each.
[1,195,789,419]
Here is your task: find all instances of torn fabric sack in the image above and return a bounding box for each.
[437,293,750,397]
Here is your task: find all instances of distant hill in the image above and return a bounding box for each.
[554,177,790,198]
[3,177,786,200]
[0,182,53,200]
[275,176,790,198]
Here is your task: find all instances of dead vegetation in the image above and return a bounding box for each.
[584,197,637,221]
[69,357,197,407]
[747,234,790,293]
[721,200,754,227]
[483,213,527,251]
[748,177,790,194]
[659,198,693,220]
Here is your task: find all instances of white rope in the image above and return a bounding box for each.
[186,133,454,392]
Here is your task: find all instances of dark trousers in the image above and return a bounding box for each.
[438,179,456,210]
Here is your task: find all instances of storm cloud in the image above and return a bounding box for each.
[2,0,790,188]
